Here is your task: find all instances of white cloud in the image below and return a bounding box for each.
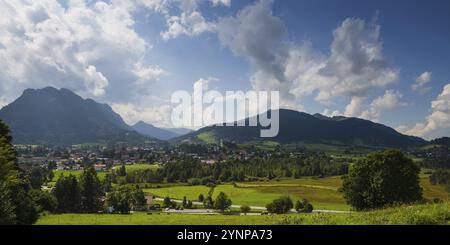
[412,71,432,94]
[161,10,215,40]
[112,103,173,128]
[210,0,231,7]
[344,97,366,117]
[215,0,399,114]
[0,0,165,104]
[400,84,450,139]
[160,0,232,40]
[359,90,405,121]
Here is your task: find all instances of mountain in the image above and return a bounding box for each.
[132,121,181,140]
[176,109,427,148]
[0,87,149,145]
[164,127,193,136]
[430,137,450,147]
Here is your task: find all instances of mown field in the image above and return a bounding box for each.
[36,202,450,225]
[144,174,450,211]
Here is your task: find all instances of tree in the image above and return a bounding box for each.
[0,120,38,224]
[163,197,172,208]
[30,189,58,213]
[106,187,132,214]
[203,195,214,209]
[295,199,313,213]
[117,164,127,177]
[30,166,45,189]
[182,196,188,208]
[53,174,81,213]
[240,205,251,215]
[214,192,232,212]
[266,196,293,214]
[342,149,423,210]
[198,194,205,202]
[79,166,104,213]
[0,182,16,224]
[131,187,147,211]
[102,173,113,192]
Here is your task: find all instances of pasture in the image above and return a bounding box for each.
[142,175,450,211]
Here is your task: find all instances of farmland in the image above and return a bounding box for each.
[143,174,450,211]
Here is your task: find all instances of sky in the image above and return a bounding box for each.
[0,0,449,139]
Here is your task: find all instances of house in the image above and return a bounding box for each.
[94,163,107,171]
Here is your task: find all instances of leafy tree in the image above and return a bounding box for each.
[295,199,313,213]
[117,164,127,177]
[266,196,293,214]
[186,200,193,209]
[182,196,188,208]
[79,166,104,213]
[30,166,46,189]
[203,195,214,209]
[131,187,147,210]
[240,205,251,214]
[342,149,423,210]
[214,192,232,212]
[106,187,132,214]
[0,182,16,224]
[30,189,58,213]
[163,197,172,208]
[198,194,205,202]
[53,174,81,213]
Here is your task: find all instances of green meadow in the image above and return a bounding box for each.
[36,202,450,225]
[143,175,450,211]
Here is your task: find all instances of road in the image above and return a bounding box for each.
[154,197,351,214]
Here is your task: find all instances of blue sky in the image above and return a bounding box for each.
[0,0,449,139]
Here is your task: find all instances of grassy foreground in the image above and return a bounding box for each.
[36,202,450,225]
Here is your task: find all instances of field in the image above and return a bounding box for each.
[50,164,159,184]
[143,175,450,211]
[51,170,107,182]
[113,164,160,172]
[36,202,450,225]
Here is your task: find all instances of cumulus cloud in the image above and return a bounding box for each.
[359,90,405,121]
[215,0,399,113]
[112,103,173,128]
[0,0,166,105]
[160,0,232,40]
[412,71,432,94]
[399,84,450,139]
[210,0,231,7]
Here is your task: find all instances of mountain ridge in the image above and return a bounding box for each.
[176,109,427,148]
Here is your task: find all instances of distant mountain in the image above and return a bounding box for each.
[177,109,427,148]
[0,87,149,145]
[131,121,180,140]
[164,127,193,136]
[430,137,450,147]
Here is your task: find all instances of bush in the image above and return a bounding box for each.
[240,205,251,214]
[295,199,313,213]
[266,196,293,214]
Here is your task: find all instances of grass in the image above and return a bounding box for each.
[113,164,160,172]
[35,212,277,225]
[141,175,449,211]
[36,202,450,225]
[144,185,212,201]
[51,170,107,182]
[196,132,217,144]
